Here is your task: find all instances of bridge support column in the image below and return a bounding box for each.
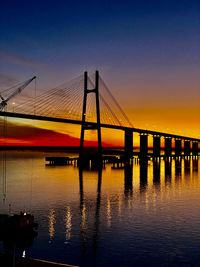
[184,140,190,156]
[192,142,198,156]
[140,134,148,158]
[80,71,102,161]
[175,139,182,156]
[153,136,160,157]
[165,137,172,157]
[124,129,133,159]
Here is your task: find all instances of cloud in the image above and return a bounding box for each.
[0,49,42,67]
[0,119,112,147]
[0,119,79,146]
[0,73,19,88]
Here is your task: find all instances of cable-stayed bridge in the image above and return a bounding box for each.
[0,71,199,158]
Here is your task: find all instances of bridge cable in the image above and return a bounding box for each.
[98,75,133,127]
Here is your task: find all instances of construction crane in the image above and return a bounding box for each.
[0,76,36,111]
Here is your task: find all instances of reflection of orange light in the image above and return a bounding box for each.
[65,205,72,241]
[0,104,199,148]
[48,209,55,241]
[81,203,87,231]
[107,198,111,227]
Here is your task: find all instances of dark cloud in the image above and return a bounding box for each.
[0,118,74,139]
[0,119,102,146]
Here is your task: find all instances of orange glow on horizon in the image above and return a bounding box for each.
[0,104,199,148]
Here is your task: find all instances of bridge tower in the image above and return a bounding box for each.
[80,71,102,158]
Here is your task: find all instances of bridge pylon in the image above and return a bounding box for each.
[79,71,102,159]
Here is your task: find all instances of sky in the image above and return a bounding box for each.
[0,0,199,147]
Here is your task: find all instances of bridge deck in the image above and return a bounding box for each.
[0,111,199,142]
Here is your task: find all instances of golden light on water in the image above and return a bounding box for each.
[48,208,55,242]
[107,198,111,227]
[65,205,72,241]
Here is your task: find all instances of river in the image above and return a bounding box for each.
[0,151,200,266]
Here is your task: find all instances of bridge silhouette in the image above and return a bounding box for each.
[0,71,199,160]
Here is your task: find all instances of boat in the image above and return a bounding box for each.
[0,212,38,250]
[0,212,37,232]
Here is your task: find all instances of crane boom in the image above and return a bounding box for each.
[0,76,36,111]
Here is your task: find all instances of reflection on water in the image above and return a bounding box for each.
[165,159,172,185]
[140,163,148,191]
[65,205,72,242]
[106,198,111,227]
[0,152,200,266]
[153,160,160,187]
[48,209,55,243]
[124,164,133,196]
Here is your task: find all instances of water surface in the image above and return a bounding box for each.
[0,152,200,266]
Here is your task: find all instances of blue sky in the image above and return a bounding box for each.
[1,0,199,81]
[0,0,199,140]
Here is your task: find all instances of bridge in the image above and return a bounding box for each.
[0,71,199,159]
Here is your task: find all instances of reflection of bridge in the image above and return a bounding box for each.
[78,157,198,264]
[0,71,199,157]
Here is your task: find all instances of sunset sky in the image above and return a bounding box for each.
[0,0,199,147]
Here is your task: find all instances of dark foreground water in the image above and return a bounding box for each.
[0,151,200,267]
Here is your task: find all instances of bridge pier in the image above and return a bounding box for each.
[165,137,172,157]
[124,129,133,159]
[184,140,190,156]
[153,136,160,157]
[175,139,182,156]
[140,134,148,158]
[192,141,198,156]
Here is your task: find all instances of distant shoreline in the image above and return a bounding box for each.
[0,146,126,154]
